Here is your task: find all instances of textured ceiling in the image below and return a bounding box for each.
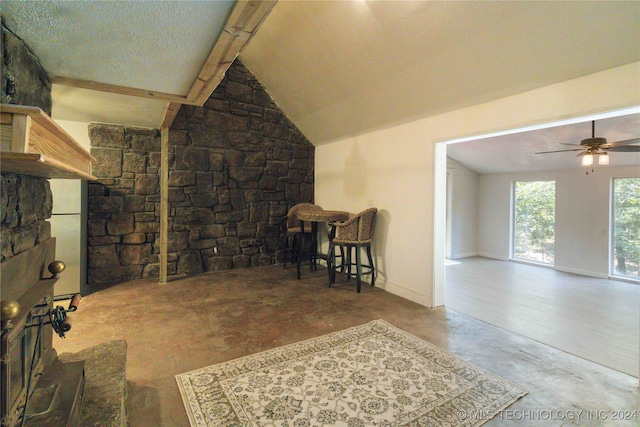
[446,112,640,174]
[240,1,640,145]
[51,85,169,129]
[2,0,234,128]
[2,0,234,94]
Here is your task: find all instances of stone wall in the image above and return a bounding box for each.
[167,60,314,274]
[1,17,52,115]
[0,174,53,261]
[87,126,162,292]
[0,18,53,263]
[85,59,314,291]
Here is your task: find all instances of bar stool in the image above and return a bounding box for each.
[327,208,377,293]
[282,203,321,269]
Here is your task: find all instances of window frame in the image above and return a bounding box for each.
[510,180,556,266]
[610,177,640,282]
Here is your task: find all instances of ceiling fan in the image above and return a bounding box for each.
[536,120,640,166]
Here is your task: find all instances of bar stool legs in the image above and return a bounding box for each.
[328,244,375,293]
[295,223,317,279]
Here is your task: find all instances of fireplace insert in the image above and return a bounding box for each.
[1,238,84,427]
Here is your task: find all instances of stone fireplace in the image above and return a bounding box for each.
[1,237,85,427]
[1,18,86,427]
[0,174,85,427]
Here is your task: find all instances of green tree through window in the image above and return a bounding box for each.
[513,181,555,264]
[612,178,640,279]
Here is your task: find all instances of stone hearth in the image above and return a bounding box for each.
[58,341,127,427]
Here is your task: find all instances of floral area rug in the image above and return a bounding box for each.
[176,320,527,426]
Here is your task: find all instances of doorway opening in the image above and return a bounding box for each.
[433,106,640,378]
[433,105,640,307]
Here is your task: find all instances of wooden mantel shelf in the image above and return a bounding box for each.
[0,104,96,180]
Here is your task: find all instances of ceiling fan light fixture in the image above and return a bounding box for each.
[581,153,594,167]
[599,152,610,165]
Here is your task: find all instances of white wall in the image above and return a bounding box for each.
[315,62,640,307]
[447,159,479,258]
[316,130,433,306]
[477,172,511,261]
[479,165,640,277]
[49,120,91,296]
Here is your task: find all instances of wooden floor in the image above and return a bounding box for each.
[446,256,639,376]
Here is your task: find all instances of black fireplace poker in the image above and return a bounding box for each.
[27,294,81,339]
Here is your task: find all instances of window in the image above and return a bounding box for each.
[512,181,555,264]
[611,178,640,280]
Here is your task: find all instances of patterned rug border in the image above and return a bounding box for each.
[176,319,528,427]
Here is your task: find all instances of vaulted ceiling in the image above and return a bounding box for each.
[240,1,640,145]
[2,0,639,173]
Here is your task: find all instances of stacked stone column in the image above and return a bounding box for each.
[87,126,162,290]
[1,174,53,261]
[1,20,54,264]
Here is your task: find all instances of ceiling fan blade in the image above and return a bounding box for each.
[560,142,583,147]
[535,148,584,154]
[605,137,640,147]
[606,145,640,152]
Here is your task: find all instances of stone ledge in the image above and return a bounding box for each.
[58,340,128,427]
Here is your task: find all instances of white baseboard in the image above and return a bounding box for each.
[319,259,432,308]
[554,265,608,279]
[377,280,432,308]
[449,252,479,259]
[477,252,509,261]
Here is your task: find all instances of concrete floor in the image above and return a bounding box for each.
[54,265,639,426]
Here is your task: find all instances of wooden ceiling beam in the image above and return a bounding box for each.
[52,76,190,104]
[188,0,277,106]
[51,1,277,128]
[160,102,182,129]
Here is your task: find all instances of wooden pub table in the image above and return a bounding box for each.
[296,209,350,279]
